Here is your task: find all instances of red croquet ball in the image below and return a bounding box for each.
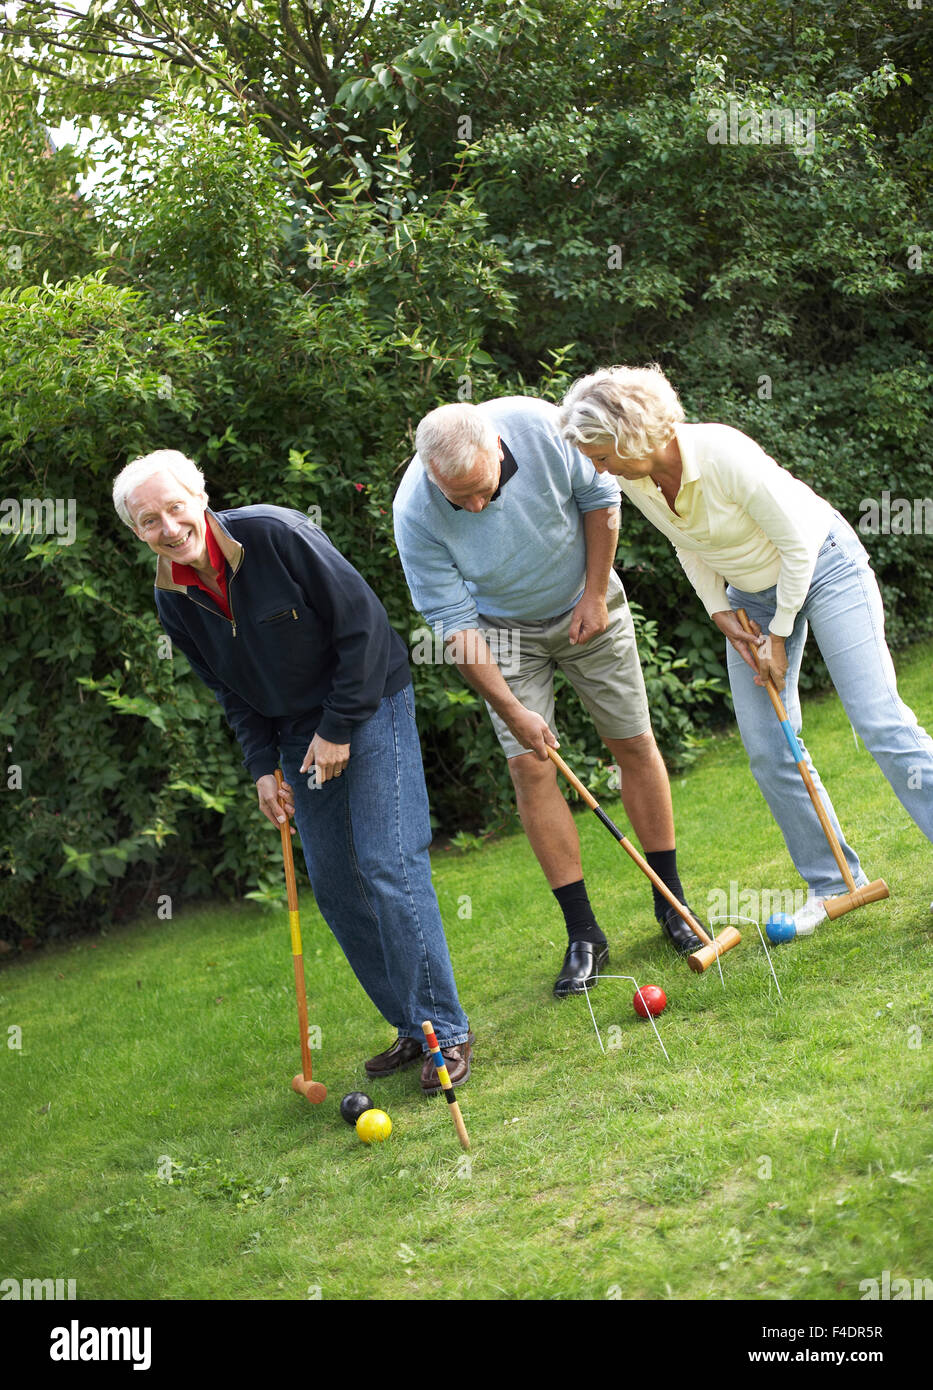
[633,985,667,1018]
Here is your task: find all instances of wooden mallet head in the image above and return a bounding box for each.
[823,879,889,919]
[688,925,743,973]
[292,1074,327,1104]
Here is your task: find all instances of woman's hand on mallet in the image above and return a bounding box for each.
[257,773,295,831]
[713,610,789,693]
[755,633,788,693]
[712,609,768,677]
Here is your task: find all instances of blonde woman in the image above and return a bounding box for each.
[559,366,933,931]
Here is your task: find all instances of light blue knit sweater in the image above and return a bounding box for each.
[393,396,621,635]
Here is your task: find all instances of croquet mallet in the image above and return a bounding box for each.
[275,769,327,1103]
[545,746,741,973]
[422,1020,471,1150]
[735,609,889,919]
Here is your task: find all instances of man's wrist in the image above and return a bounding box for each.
[496,691,524,722]
[480,685,524,727]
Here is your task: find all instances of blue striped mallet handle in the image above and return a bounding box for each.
[422,1021,471,1151]
[735,610,861,894]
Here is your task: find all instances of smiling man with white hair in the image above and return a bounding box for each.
[113,449,473,1092]
[394,396,708,998]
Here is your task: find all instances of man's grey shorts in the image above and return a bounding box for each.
[478,570,652,760]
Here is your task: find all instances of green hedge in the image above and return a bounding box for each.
[2,32,931,945]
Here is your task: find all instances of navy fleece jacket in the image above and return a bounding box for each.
[153,506,411,780]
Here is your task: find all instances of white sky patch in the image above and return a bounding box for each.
[13,0,151,197]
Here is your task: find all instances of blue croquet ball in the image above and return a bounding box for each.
[766,913,796,943]
[339,1091,374,1126]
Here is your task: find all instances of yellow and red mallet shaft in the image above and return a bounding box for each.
[422,1020,471,1151]
[276,769,326,1104]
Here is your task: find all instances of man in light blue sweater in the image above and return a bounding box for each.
[394,396,705,996]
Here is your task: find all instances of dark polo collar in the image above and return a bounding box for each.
[446,438,518,511]
[153,509,244,594]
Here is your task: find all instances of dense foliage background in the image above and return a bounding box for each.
[1,1,931,943]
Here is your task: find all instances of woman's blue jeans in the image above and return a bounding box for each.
[279,683,469,1047]
[726,515,933,898]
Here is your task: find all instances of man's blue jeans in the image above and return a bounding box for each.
[279,683,469,1047]
[726,515,933,898]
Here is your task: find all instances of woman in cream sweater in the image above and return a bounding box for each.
[559,364,933,932]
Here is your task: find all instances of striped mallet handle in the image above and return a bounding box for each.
[544,746,714,948]
[735,610,857,893]
[422,1021,471,1151]
[275,770,326,1102]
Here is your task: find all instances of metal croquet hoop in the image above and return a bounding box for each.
[581,976,671,1063]
[709,915,784,1000]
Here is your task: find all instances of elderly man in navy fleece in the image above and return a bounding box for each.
[394,397,707,999]
[113,449,472,1093]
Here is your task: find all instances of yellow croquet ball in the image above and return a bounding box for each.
[356,1108,392,1143]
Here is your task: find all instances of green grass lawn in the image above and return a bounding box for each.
[2,644,931,1302]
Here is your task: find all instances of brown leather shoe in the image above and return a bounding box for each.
[421,1030,474,1094]
[364,1035,423,1078]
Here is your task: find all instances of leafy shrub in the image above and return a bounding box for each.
[2,6,931,945]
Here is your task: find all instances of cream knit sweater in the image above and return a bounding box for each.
[616,422,835,637]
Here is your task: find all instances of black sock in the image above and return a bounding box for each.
[552,880,606,944]
[645,849,686,922]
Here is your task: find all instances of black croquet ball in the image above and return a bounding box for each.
[340,1091,374,1125]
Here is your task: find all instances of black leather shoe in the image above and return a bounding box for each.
[661,904,705,955]
[553,939,609,998]
[364,1036,423,1078]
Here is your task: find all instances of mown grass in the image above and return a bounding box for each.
[1,644,931,1301]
